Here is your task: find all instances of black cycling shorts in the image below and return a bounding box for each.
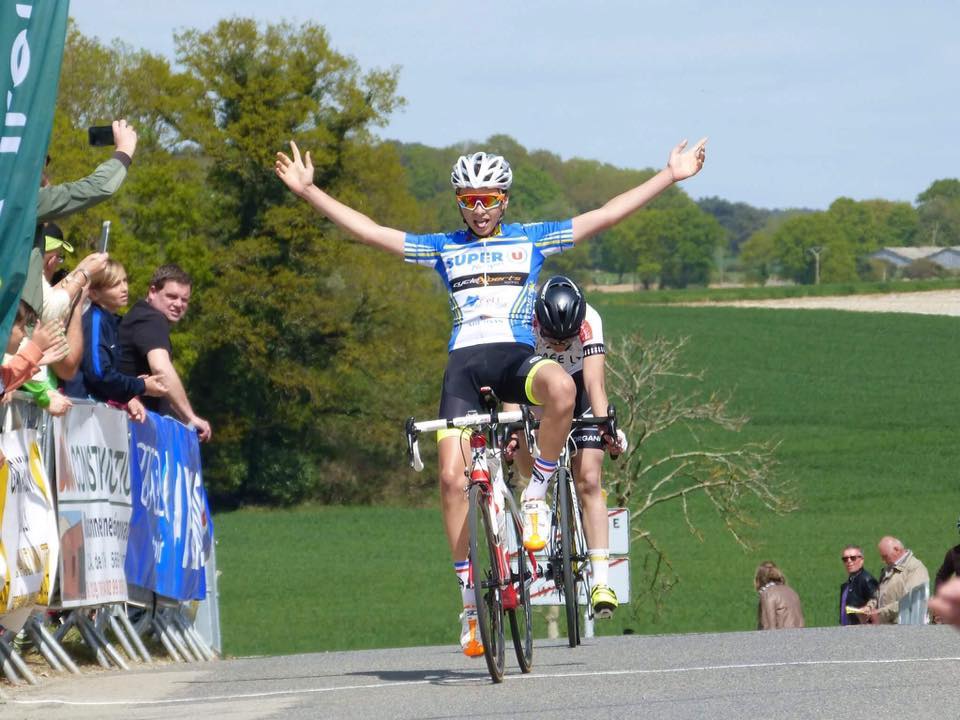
[438,342,555,423]
[570,370,604,450]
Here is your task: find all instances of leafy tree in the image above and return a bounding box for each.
[916,179,960,247]
[697,197,772,255]
[771,212,860,284]
[738,229,777,284]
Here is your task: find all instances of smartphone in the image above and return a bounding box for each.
[87,125,114,146]
[98,220,111,253]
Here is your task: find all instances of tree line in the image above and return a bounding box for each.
[46,18,958,506]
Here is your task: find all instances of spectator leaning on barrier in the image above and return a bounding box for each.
[62,259,166,423]
[118,264,211,441]
[35,222,108,376]
[755,561,805,630]
[839,544,879,626]
[866,536,930,624]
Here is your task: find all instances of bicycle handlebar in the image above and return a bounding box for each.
[406,403,622,471]
[405,410,525,472]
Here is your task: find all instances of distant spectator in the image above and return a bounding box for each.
[866,536,930,624]
[934,517,960,593]
[839,544,879,626]
[755,561,805,630]
[929,576,960,627]
[118,264,211,441]
[62,260,166,423]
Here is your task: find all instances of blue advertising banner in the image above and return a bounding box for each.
[126,412,213,601]
[0,1,70,347]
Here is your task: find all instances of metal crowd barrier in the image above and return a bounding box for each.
[897,583,930,625]
[0,393,220,686]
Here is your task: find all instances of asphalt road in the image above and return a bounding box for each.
[3,625,959,719]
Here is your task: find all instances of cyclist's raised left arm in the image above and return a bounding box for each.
[275,141,406,256]
[571,137,707,244]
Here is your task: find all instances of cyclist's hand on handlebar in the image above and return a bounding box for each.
[503,431,520,462]
[603,428,629,458]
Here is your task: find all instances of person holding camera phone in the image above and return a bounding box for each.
[19,120,138,326]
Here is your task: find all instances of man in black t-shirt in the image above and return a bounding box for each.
[118,264,211,441]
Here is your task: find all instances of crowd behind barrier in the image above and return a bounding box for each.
[0,393,218,685]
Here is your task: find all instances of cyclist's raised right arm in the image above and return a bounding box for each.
[275,141,405,257]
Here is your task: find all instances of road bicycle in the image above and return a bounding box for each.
[405,389,536,683]
[519,405,620,647]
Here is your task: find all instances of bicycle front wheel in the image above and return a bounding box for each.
[503,489,533,672]
[468,483,505,682]
[557,466,581,647]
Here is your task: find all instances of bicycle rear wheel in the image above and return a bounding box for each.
[503,490,533,672]
[468,483,505,682]
[557,466,581,647]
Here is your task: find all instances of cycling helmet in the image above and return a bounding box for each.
[450,152,513,190]
[535,276,586,340]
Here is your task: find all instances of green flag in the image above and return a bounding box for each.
[0,1,70,351]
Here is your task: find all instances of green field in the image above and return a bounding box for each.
[214,303,960,656]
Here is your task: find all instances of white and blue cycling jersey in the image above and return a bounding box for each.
[404,220,574,351]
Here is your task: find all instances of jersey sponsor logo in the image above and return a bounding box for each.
[444,246,530,272]
[580,320,593,342]
[541,350,583,366]
[463,294,506,308]
[451,272,528,291]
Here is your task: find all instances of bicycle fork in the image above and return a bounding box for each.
[467,432,524,610]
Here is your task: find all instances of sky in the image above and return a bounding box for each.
[68,1,960,210]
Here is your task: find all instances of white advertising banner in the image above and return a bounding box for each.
[54,404,132,607]
[0,428,59,630]
[514,508,632,606]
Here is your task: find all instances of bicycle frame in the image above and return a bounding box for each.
[519,405,619,646]
[405,405,536,680]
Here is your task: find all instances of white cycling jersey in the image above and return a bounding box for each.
[534,303,605,375]
[404,220,574,351]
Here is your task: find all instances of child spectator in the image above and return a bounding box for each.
[2,302,69,397]
[62,260,165,423]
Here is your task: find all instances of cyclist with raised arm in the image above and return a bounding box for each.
[275,137,706,656]
[506,275,624,618]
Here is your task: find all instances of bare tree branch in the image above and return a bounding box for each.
[604,332,797,620]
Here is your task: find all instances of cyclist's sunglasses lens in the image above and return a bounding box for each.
[457,193,504,210]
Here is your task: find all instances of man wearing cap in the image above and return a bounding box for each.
[34,222,106,378]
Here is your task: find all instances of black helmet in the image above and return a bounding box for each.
[535,276,586,341]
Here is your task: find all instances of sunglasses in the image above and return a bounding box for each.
[543,335,575,348]
[842,555,862,562]
[457,193,506,210]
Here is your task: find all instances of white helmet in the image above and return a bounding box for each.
[450,152,513,190]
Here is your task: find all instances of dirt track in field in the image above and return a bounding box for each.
[688,289,960,317]
[589,286,960,317]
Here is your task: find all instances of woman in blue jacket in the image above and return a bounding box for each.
[64,259,165,420]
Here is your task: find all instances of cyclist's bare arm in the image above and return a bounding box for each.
[570,137,707,244]
[581,354,609,425]
[275,141,406,256]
